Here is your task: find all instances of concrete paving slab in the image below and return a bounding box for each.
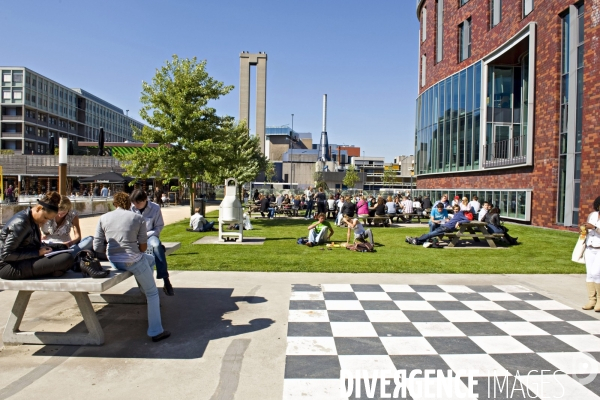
[0,271,596,399]
[193,237,266,245]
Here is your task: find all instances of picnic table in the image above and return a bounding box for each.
[441,221,503,248]
[0,242,180,346]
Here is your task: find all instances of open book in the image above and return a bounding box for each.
[44,249,74,258]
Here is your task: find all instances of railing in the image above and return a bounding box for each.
[483,135,527,168]
[1,115,22,121]
[0,154,125,175]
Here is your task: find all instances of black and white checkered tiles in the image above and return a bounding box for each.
[283,284,600,399]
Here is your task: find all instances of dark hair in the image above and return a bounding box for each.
[113,192,131,209]
[489,207,500,215]
[436,203,444,208]
[483,201,489,205]
[38,191,61,213]
[594,196,600,212]
[317,213,326,219]
[130,189,148,203]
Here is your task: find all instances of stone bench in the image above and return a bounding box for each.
[0,242,180,346]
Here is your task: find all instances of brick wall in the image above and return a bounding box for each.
[416,0,600,229]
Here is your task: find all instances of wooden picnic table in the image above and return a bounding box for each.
[441,221,503,248]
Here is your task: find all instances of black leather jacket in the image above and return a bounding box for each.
[484,212,501,227]
[0,208,42,264]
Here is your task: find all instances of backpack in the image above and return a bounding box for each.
[347,242,375,252]
[464,211,474,221]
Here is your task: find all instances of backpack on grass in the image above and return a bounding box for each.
[347,242,375,252]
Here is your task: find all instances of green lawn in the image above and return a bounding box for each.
[161,211,583,274]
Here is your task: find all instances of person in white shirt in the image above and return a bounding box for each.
[385,196,397,216]
[478,201,490,221]
[335,196,345,226]
[399,196,414,222]
[343,216,374,246]
[189,208,215,232]
[468,196,481,213]
[276,194,284,208]
[582,196,600,311]
[451,196,461,207]
[460,197,471,211]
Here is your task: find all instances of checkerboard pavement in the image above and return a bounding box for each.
[283,284,600,399]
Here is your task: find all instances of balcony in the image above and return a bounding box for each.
[1,115,22,121]
[483,135,527,168]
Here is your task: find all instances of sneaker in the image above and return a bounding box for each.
[305,242,313,247]
[423,242,432,248]
[405,236,412,243]
[411,238,418,245]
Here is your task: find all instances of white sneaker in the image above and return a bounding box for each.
[423,242,432,248]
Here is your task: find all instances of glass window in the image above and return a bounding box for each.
[421,55,426,87]
[422,7,427,42]
[459,19,471,62]
[523,0,533,16]
[13,72,23,83]
[13,90,22,100]
[491,0,502,28]
[436,0,444,63]
[2,90,10,99]
[2,73,11,82]
[460,0,469,5]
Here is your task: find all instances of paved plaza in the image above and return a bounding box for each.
[0,206,596,399]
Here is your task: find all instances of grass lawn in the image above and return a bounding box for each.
[161,211,583,274]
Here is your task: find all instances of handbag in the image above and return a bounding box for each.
[572,230,587,264]
[79,250,109,278]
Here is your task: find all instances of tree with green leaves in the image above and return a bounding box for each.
[117,55,234,192]
[203,120,268,198]
[264,161,276,183]
[343,164,360,188]
[313,171,328,191]
[382,166,397,188]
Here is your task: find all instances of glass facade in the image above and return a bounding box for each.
[412,188,530,221]
[557,4,584,226]
[415,62,482,175]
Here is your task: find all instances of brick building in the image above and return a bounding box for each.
[413,0,597,228]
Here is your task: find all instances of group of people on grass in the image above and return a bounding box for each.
[0,189,173,342]
[300,192,517,248]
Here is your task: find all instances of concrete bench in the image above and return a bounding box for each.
[0,242,180,346]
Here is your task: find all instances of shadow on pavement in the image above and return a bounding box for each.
[32,288,273,359]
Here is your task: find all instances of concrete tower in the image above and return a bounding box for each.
[239,52,267,155]
[318,94,330,162]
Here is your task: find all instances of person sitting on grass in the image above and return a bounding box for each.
[343,215,374,246]
[406,205,469,247]
[429,202,449,232]
[189,208,215,232]
[305,213,334,247]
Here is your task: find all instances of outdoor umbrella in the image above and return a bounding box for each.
[98,127,105,156]
[48,135,55,155]
[68,139,74,156]
[78,172,134,184]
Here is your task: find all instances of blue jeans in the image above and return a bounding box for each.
[415,226,453,244]
[486,224,503,234]
[268,207,276,218]
[198,222,215,232]
[147,235,169,279]
[308,227,329,245]
[70,236,94,255]
[305,200,314,218]
[111,253,164,337]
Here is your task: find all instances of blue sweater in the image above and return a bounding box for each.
[442,211,470,230]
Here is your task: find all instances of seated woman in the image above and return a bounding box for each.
[292,195,301,216]
[484,207,518,245]
[371,197,388,226]
[343,215,374,246]
[385,196,397,217]
[356,196,369,219]
[93,191,170,342]
[41,196,93,255]
[0,192,75,280]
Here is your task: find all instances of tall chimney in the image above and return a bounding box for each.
[319,94,330,162]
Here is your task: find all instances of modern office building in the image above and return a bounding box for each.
[1,67,145,155]
[413,0,597,228]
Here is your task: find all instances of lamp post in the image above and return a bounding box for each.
[58,136,68,195]
[290,113,294,191]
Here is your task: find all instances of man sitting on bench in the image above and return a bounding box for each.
[130,189,174,296]
[406,205,469,247]
[398,196,414,222]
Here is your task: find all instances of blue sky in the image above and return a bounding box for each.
[4,0,420,162]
